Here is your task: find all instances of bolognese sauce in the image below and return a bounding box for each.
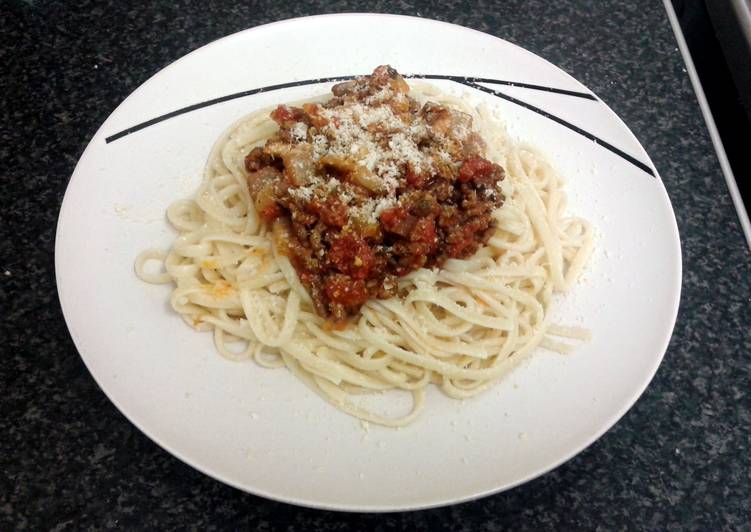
[244,65,505,322]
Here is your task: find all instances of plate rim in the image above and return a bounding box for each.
[55,12,683,512]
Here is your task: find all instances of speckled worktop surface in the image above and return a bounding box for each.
[2,0,750,529]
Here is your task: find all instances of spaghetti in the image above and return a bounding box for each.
[136,68,593,427]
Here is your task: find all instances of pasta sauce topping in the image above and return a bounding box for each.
[245,65,505,322]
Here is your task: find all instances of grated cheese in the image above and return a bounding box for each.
[312,134,329,156]
[278,77,494,226]
[387,133,427,173]
[316,98,434,191]
[291,122,308,142]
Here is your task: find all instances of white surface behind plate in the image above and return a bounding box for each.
[56,14,681,511]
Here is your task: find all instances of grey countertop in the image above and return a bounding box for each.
[2,0,750,529]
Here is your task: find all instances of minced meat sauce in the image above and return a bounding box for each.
[244,65,505,323]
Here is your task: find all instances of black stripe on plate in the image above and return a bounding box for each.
[462,81,656,177]
[104,75,356,143]
[407,74,596,100]
[103,73,654,178]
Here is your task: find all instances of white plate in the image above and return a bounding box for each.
[55,14,681,511]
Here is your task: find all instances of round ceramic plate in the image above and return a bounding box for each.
[56,14,681,511]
